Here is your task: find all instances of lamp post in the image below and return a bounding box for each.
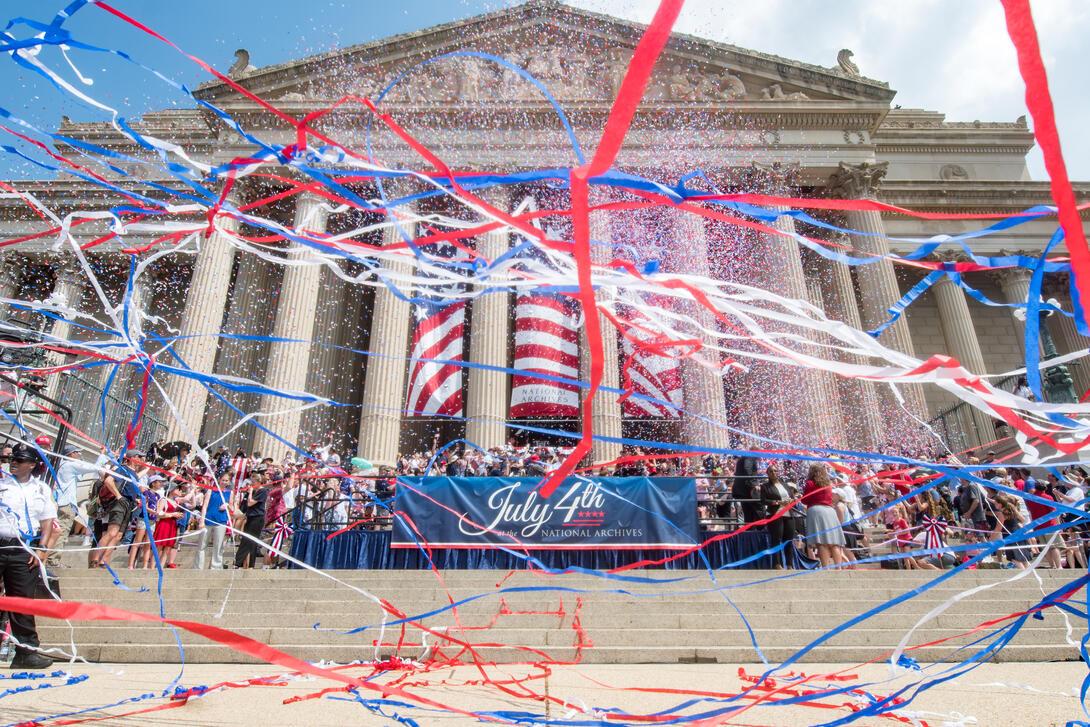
[1033,298,1077,404]
[1039,309,1078,404]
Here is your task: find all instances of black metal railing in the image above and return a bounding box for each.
[55,372,167,450]
[928,373,1021,454]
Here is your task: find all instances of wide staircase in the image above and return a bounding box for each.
[37,566,1082,665]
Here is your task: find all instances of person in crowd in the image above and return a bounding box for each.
[127,474,162,570]
[801,463,846,568]
[1055,473,1087,569]
[992,489,1029,569]
[956,477,989,539]
[887,503,918,569]
[153,483,185,569]
[90,454,143,569]
[194,470,235,570]
[48,444,107,568]
[760,462,792,568]
[732,456,763,525]
[0,443,58,669]
[262,471,290,568]
[1025,481,1062,568]
[234,469,268,569]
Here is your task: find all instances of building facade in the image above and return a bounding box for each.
[1,1,1087,463]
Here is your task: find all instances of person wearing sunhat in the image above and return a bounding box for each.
[0,443,58,669]
[48,444,108,569]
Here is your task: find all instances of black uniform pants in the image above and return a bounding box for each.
[0,537,41,653]
[233,515,265,567]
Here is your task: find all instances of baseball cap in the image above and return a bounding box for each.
[62,444,79,456]
[34,435,51,447]
[10,444,40,463]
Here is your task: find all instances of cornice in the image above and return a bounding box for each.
[874,181,1090,214]
[193,0,894,105]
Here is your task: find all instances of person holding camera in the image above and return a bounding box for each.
[0,443,58,669]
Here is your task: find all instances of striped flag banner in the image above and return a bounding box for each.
[620,321,683,418]
[405,245,466,417]
[510,293,581,418]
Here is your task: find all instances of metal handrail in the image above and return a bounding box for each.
[927,373,1022,453]
[55,371,167,451]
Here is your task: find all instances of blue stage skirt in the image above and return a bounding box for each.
[288,529,814,570]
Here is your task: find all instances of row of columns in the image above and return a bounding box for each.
[32,164,1079,465]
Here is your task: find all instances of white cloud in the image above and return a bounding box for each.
[567,0,1088,181]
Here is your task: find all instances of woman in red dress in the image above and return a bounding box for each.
[153,487,184,569]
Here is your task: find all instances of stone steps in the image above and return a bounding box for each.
[57,643,1073,665]
[32,568,1080,664]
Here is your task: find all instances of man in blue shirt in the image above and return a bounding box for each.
[194,471,234,569]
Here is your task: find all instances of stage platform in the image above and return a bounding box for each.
[288,529,814,570]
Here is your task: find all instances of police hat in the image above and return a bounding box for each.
[10,444,40,463]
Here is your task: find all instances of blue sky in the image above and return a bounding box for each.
[1,0,1085,181]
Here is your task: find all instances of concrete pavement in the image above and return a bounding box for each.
[2,661,1086,725]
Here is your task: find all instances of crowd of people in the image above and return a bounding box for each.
[1,431,1087,670]
[2,432,1085,577]
[716,453,1089,571]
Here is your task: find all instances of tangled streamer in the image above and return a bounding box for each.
[0,0,1087,725]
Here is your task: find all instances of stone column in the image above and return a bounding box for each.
[43,260,88,400]
[333,274,367,447]
[932,272,994,448]
[802,266,846,447]
[358,207,416,465]
[299,264,349,447]
[159,184,245,443]
[577,192,623,466]
[989,265,1036,355]
[828,161,927,422]
[670,211,730,454]
[0,261,20,320]
[465,187,511,451]
[816,245,886,449]
[251,192,330,459]
[202,251,276,449]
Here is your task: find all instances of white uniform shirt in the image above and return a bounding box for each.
[54,453,109,508]
[0,473,58,539]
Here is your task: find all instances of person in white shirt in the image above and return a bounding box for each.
[0,443,59,669]
[47,444,107,568]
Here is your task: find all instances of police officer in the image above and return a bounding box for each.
[0,443,58,669]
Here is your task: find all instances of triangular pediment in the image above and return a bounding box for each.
[194,0,895,108]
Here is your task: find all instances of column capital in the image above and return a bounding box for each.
[827,160,888,200]
[985,265,1032,291]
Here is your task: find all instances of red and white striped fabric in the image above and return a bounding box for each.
[620,331,683,418]
[510,294,580,418]
[229,456,249,489]
[405,299,466,417]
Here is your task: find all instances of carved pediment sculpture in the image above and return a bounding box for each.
[715,71,746,101]
[761,83,809,101]
[668,63,699,101]
[836,49,860,77]
[227,49,256,79]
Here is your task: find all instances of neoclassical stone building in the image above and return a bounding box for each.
[1,0,1087,463]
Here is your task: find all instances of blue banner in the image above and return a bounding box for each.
[392,476,698,550]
